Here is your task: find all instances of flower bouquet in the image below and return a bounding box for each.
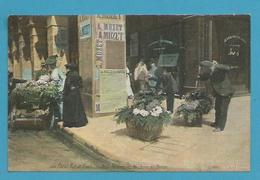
[115,91,171,141]
[173,91,213,127]
[11,79,61,111]
[185,91,214,114]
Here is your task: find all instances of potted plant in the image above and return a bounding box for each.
[115,91,171,141]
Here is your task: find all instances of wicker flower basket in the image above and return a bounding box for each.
[126,120,163,141]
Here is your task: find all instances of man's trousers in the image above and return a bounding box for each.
[215,94,231,130]
[166,93,175,113]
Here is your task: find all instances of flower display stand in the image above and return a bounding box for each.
[9,80,60,130]
[9,105,52,130]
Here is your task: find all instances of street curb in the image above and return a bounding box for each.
[55,125,131,169]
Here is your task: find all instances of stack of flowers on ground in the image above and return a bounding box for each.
[115,91,171,141]
[173,90,213,127]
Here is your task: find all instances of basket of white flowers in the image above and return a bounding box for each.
[115,91,171,141]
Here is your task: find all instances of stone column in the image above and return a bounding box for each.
[12,40,20,79]
[8,28,15,73]
[17,21,25,79]
[78,15,127,117]
[28,17,41,77]
[47,16,69,73]
[19,18,33,80]
[208,19,213,61]
[47,16,57,56]
[8,50,13,73]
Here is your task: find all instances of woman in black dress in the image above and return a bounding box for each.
[63,63,88,127]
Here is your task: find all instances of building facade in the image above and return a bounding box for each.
[8,15,250,116]
[125,15,250,95]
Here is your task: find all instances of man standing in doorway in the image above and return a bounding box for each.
[158,68,178,113]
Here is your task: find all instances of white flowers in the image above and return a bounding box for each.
[133,106,163,117]
[166,111,171,114]
[37,80,48,85]
[133,108,141,115]
[133,108,149,117]
[140,109,149,117]
[151,106,163,117]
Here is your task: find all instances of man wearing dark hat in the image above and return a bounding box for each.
[62,62,88,127]
[46,55,66,127]
[198,60,237,132]
[46,55,66,90]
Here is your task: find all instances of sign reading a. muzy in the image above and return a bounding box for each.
[97,23,124,41]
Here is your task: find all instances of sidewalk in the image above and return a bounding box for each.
[58,96,250,171]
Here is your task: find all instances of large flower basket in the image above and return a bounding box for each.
[115,91,171,142]
[11,80,61,111]
[9,80,61,130]
[126,119,163,141]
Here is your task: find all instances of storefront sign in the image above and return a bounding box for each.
[96,23,124,41]
[224,35,246,44]
[158,53,179,67]
[227,44,240,57]
[96,38,103,61]
[95,20,125,63]
[224,35,246,57]
[79,19,91,39]
[96,15,121,19]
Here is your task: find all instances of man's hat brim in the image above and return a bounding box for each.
[65,63,77,69]
[46,55,58,65]
[199,61,214,67]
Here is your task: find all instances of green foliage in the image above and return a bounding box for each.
[115,91,171,127]
[173,91,213,126]
[11,81,61,110]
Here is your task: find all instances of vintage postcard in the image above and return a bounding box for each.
[7,15,250,172]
